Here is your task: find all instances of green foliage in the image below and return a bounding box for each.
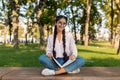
[26,3,34,18]
[101,0,119,31]
[90,3,102,26]
[40,9,54,25]
[1,0,119,48]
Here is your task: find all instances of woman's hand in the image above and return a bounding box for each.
[47,53,54,59]
[69,54,76,60]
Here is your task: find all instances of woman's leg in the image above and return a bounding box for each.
[65,57,85,73]
[54,57,85,75]
[39,55,85,75]
[54,58,67,75]
[55,68,66,75]
[39,54,58,70]
[40,56,67,75]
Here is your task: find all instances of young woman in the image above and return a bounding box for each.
[39,15,85,76]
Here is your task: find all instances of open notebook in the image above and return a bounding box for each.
[53,57,75,68]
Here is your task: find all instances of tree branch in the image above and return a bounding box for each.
[115,0,120,11]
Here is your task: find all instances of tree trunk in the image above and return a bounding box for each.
[9,25,12,43]
[31,32,34,43]
[3,27,7,44]
[25,18,29,46]
[111,0,114,46]
[117,11,120,55]
[46,25,50,38]
[114,0,120,55]
[84,0,91,46]
[81,9,86,45]
[13,22,19,49]
[39,24,45,50]
[71,6,77,43]
[35,0,46,50]
[117,39,120,55]
[25,32,28,45]
[10,0,20,49]
[31,28,35,43]
[8,9,12,43]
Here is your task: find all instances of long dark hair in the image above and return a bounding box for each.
[53,15,68,62]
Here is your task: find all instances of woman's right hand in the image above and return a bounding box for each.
[47,53,54,59]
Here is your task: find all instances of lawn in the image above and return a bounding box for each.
[0,41,119,67]
[0,43,44,67]
[78,41,119,67]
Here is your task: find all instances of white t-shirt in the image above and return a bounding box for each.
[46,32,77,58]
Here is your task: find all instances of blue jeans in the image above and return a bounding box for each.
[39,54,85,72]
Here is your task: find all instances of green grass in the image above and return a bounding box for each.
[0,41,119,67]
[77,41,119,67]
[0,43,45,67]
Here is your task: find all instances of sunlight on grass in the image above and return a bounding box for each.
[0,41,120,67]
[77,41,119,66]
[0,43,44,67]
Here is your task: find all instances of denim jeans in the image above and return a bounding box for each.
[39,54,85,72]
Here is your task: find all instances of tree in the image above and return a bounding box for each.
[25,2,35,45]
[1,0,8,44]
[114,0,120,55]
[111,0,114,45]
[84,0,91,46]
[1,0,13,44]
[35,0,46,50]
[10,0,21,49]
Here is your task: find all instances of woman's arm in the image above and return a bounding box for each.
[69,33,78,60]
[46,35,53,59]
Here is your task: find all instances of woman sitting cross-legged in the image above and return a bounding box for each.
[39,15,85,76]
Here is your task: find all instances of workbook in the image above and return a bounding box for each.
[53,57,75,68]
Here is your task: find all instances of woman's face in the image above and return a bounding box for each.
[55,18,67,32]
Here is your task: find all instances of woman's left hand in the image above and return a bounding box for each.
[69,54,76,60]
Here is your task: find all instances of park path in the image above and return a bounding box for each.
[0,67,120,80]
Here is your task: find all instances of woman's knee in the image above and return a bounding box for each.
[76,57,85,66]
[39,54,47,62]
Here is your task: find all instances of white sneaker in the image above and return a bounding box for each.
[41,68,55,76]
[68,68,80,74]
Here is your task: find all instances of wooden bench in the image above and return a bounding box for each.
[0,67,120,80]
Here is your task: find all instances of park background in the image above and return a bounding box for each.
[0,0,120,67]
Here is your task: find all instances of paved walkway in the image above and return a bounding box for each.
[0,67,120,80]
